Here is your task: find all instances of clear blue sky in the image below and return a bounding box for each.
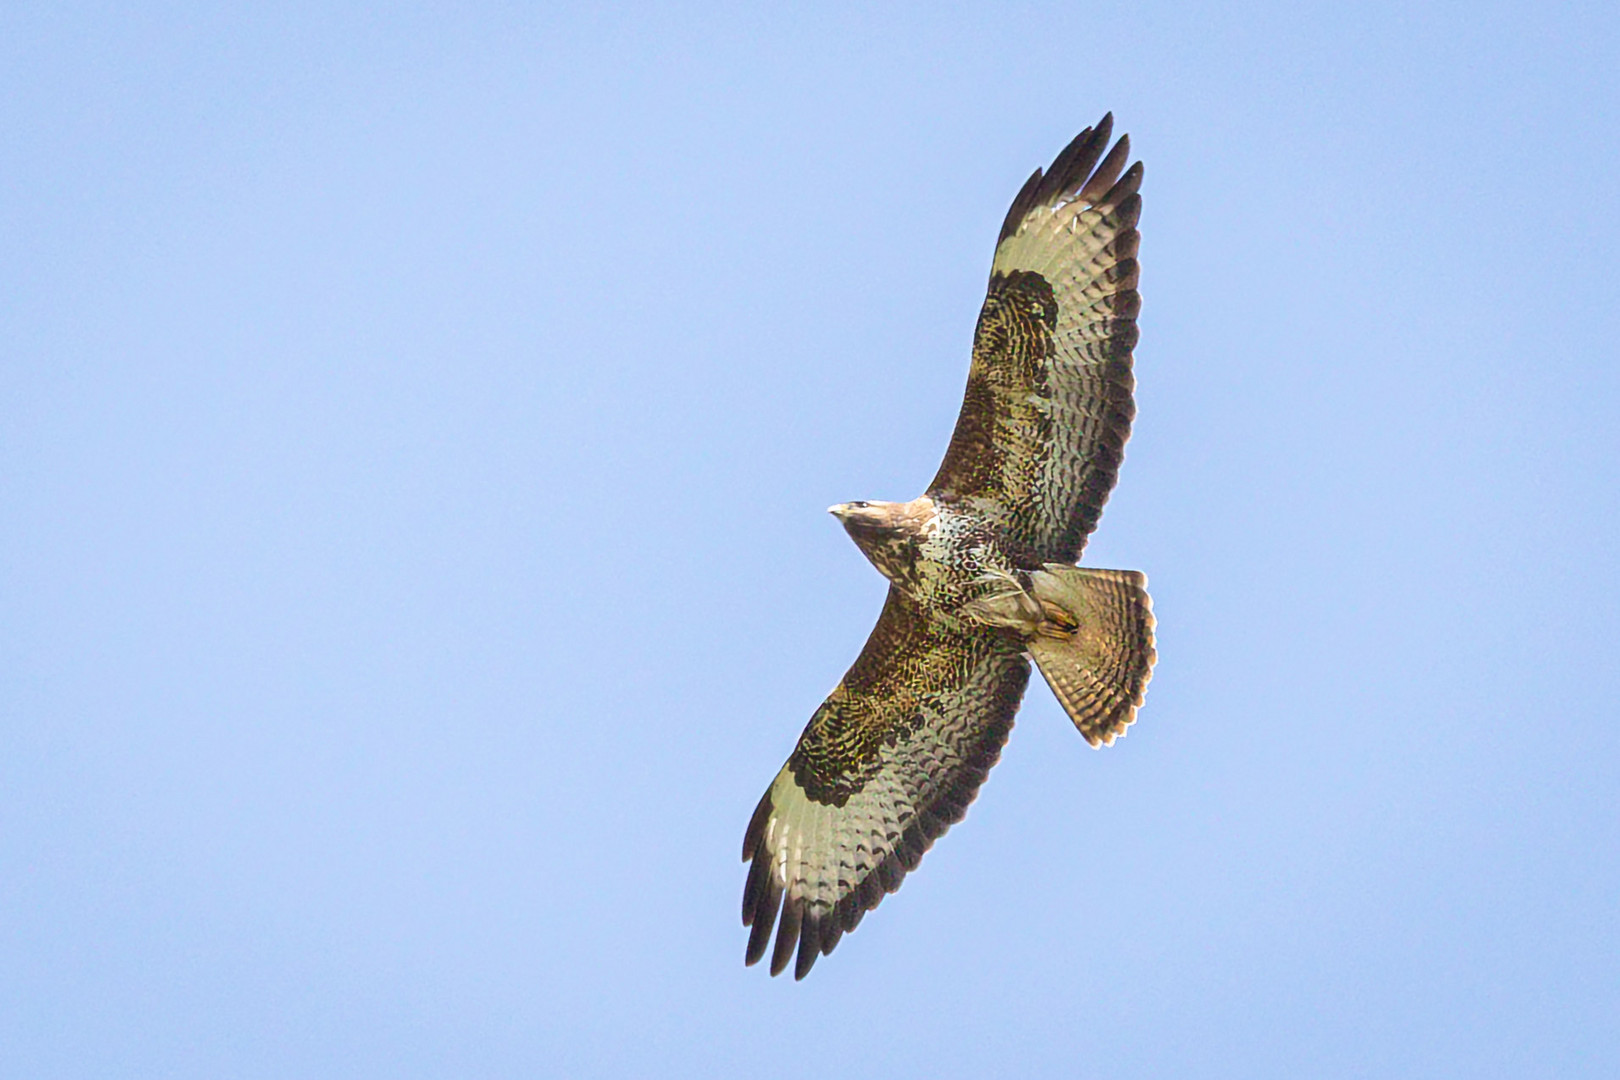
[4,3,1617,1077]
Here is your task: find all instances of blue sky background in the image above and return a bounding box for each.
[4,3,1618,1077]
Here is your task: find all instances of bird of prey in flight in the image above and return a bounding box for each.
[741,114,1156,980]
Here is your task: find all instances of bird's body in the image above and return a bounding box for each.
[743,115,1156,979]
[830,497,1015,622]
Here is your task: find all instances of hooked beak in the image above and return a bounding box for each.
[827,503,850,520]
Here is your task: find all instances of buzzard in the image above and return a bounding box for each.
[743,115,1155,979]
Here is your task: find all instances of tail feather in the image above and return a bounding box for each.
[1026,565,1155,747]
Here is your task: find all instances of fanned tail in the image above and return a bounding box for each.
[1025,565,1155,747]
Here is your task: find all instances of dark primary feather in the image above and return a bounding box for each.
[1034,116,1114,213]
[997,167,1045,247]
[996,114,1115,246]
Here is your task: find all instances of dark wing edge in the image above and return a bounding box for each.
[741,588,1030,979]
[930,113,1144,563]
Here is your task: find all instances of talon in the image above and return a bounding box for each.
[1039,600,1080,637]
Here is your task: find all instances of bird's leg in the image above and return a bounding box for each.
[960,567,1044,632]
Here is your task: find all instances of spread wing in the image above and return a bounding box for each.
[741,587,1030,979]
[928,115,1143,563]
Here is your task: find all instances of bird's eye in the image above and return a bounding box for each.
[852,501,869,508]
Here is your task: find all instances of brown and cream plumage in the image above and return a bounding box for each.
[743,115,1156,979]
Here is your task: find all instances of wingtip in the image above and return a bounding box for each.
[1080,132,1132,203]
[1003,111,1137,248]
[996,166,1046,245]
[742,788,773,861]
[793,919,820,980]
[768,900,801,977]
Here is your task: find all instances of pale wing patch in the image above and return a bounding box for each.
[993,199,1122,280]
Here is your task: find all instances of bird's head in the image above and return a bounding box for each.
[830,500,896,524]
[828,499,907,537]
[828,498,935,576]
